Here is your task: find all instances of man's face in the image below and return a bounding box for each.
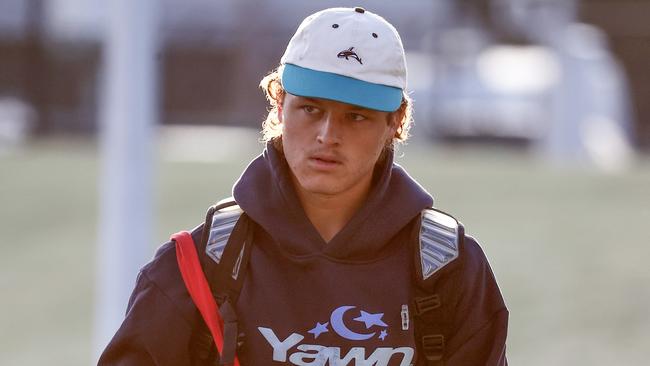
[278,93,399,198]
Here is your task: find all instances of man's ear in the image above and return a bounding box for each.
[277,94,285,123]
[390,104,405,136]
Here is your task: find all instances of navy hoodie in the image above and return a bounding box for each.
[99,144,508,365]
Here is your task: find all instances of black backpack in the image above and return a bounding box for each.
[190,198,464,366]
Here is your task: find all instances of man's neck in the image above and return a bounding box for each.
[293,176,372,244]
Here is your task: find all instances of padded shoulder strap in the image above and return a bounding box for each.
[193,198,252,364]
[418,208,463,281]
[201,198,253,305]
[205,203,244,267]
[413,208,465,365]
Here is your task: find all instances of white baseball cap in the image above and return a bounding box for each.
[280,7,407,112]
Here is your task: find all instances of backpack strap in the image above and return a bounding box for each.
[173,231,241,366]
[202,197,252,304]
[189,197,252,365]
[413,208,464,366]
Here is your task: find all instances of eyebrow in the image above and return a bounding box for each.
[299,96,374,113]
[302,97,321,104]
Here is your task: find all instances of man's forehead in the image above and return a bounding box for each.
[292,94,382,113]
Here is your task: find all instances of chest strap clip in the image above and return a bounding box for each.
[422,334,445,365]
[414,294,442,315]
[218,299,239,366]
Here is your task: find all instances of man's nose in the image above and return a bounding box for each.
[317,114,342,145]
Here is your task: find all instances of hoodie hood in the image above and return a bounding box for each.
[233,142,433,261]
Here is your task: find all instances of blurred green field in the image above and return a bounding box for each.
[1,134,649,365]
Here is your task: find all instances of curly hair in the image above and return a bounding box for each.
[259,65,413,148]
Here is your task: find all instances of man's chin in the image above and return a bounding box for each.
[294,176,347,196]
[300,183,341,196]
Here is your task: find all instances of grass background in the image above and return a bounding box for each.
[1,133,649,365]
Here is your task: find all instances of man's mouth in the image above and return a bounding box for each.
[308,153,343,169]
[312,157,338,164]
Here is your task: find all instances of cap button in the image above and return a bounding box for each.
[354,7,365,14]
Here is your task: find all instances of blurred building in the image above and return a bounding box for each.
[0,0,648,152]
[417,0,635,169]
[580,0,650,150]
[0,0,443,135]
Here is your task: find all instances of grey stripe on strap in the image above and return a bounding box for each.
[419,209,460,280]
[206,205,244,264]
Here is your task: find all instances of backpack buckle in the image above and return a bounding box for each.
[414,294,441,315]
[219,298,239,366]
[421,334,445,361]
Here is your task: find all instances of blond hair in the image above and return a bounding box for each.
[259,65,413,148]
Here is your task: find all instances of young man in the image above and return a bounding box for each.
[99,7,508,366]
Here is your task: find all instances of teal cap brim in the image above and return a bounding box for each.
[282,64,402,112]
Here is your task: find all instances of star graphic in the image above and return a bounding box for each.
[379,329,388,341]
[354,310,388,329]
[308,322,329,339]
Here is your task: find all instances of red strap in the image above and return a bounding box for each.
[173,231,240,366]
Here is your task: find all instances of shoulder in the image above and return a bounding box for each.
[417,207,500,286]
[451,234,503,289]
[101,227,207,365]
[143,224,204,278]
[133,224,205,321]
[442,236,509,360]
[419,225,506,311]
[451,234,507,311]
[458,235,494,277]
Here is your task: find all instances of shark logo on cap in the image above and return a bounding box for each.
[337,47,363,65]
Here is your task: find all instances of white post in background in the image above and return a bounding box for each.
[94,0,159,361]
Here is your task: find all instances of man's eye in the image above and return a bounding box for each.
[302,105,319,114]
[349,113,367,121]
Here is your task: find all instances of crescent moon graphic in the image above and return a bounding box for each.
[330,306,375,341]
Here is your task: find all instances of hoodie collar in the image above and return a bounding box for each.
[233,142,433,261]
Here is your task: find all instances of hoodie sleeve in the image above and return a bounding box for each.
[98,242,199,366]
[445,236,509,366]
